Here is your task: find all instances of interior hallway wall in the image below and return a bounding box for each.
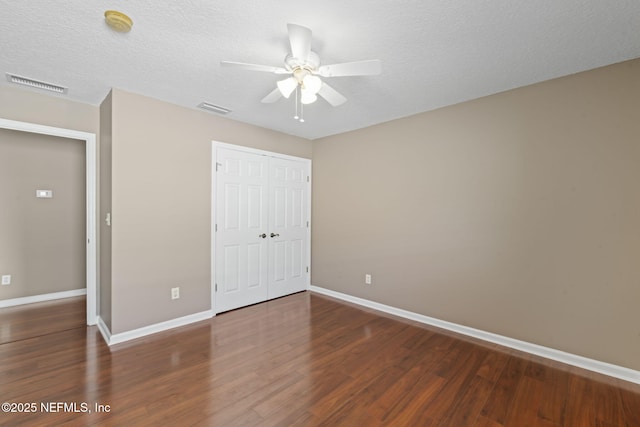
[0,129,85,300]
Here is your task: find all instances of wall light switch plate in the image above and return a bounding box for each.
[1,275,11,285]
[36,190,53,198]
[171,287,180,300]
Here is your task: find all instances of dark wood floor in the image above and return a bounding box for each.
[0,296,86,344]
[1,292,639,426]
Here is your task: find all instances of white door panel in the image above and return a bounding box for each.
[268,157,308,299]
[215,148,269,313]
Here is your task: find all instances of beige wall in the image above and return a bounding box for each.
[0,129,86,300]
[108,89,311,334]
[99,91,113,329]
[312,58,640,370]
[0,85,98,134]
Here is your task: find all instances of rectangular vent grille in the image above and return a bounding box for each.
[198,102,231,115]
[6,73,68,94]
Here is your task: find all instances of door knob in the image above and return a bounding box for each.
[258,233,266,238]
[270,233,280,238]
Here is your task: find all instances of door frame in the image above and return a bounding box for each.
[0,118,97,325]
[211,141,311,314]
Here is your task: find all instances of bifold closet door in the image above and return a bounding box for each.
[215,147,310,313]
[215,148,269,313]
[268,157,309,299]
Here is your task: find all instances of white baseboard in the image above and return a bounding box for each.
[0,288,87,308]
[97,316,112,344]
[310,285,640,385]
[106,310,214,346]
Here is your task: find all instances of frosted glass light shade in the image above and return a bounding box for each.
[277,77,298,98]
[302,75,322,94]
[300,89,317,104]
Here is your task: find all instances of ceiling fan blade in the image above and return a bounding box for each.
[318,82,347,107]
[287,23,312,61]
[261,88,282,104]
[220,61,289,74]
[316,59,381,77]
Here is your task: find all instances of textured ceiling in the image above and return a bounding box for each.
[1,1,639,140]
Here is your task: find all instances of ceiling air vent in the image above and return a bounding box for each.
[197,102,231,115]
[6,73,68,94]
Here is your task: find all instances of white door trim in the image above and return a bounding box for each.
[211,141,311,314]
[0,118,98,325]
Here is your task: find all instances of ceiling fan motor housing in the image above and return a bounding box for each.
[284,51,320,75]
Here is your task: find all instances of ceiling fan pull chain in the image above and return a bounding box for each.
[294,85,299,120]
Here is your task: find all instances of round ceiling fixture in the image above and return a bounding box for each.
[104,10,133,33]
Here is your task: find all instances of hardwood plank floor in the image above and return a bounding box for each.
[0,291,638,426]
[0,296,85,344]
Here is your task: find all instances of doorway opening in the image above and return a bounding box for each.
[0,118,97,325]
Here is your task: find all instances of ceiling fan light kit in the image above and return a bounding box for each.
[221,23,381,121]
[277,77,298,98]
[302,75,322,94]
[300,90,317,105]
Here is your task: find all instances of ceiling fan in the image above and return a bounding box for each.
[220,23,381,108]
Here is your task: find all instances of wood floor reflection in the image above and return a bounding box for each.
[0,291,638,426]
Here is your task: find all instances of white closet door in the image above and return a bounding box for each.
[215,148,269,313]
[268,157,309,299]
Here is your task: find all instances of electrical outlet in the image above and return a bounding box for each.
[171,287,180,300]
[1,275,11,285]
[365,274,372,285]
